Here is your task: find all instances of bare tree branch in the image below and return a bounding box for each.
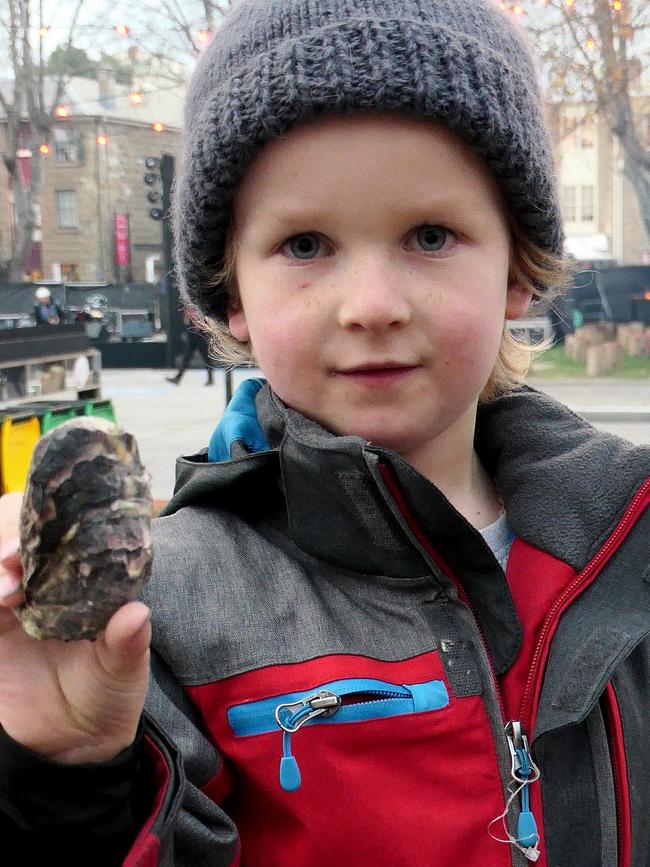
[521,0,650,247]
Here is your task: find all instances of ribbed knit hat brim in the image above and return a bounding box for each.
[174,0,563,321]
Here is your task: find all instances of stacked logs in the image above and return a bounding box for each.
[565,322,649,377]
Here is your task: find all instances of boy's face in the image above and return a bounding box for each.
[228,113,530,460]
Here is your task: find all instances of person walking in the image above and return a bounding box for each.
[166,305,214,385]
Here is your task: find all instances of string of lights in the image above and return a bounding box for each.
[47,78,187,113]
[499,0,630,15]
[5,20,215,45]
[5,0,645,158]
[32,117,178,156]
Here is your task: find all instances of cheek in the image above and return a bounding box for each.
[433,302,505,373]
[247,306,313,375]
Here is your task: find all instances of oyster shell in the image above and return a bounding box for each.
[15,416,153,641]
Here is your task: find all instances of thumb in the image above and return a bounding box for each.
[98,601,152,681]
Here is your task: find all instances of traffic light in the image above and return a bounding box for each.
[143,156,163,220]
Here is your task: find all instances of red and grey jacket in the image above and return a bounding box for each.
[2,382,649,867]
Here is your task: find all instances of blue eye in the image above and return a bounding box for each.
[287,233,322,260]
[414,225,452,252]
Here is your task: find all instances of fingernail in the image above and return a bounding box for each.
[0,572,21,599]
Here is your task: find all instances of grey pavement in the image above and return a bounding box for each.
[528,377,650,449]
[527,377,650,420]
[100,368,650,500]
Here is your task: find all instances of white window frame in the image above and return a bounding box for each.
[562,185,577,222]
[580,186,595,223]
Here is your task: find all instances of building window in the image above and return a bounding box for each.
[55,190,78,229]
[562,185,595,223]
[581,186,594,222]
[562,185,577,222]
[61,263,79,281]
[53,127,83,164]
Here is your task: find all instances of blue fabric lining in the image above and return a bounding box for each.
[207,378,270,462]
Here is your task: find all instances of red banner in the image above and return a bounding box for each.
[114,213,130,267]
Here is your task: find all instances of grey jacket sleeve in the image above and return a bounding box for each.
[0,651,238,867]
[136,650,240,867]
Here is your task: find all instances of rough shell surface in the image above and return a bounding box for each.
[16,416,153,641]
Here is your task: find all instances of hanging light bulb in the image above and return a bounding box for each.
[38,143,50,155]
[152,121,165,133]
[96,134,108,146]
[129,91,144,105]
[197,29,209,44]
[114,23,129,37]
[54,104,69,118]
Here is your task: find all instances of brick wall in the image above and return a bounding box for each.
[0,117,181,282]
[38,118,181,283]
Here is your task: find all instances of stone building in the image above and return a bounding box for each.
[4,64,648,280]
[0,69,185,284]
[554,71,650,266]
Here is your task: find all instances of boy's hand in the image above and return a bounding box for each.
[0,492,151,764]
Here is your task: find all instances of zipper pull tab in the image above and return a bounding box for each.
[508,721,541,860]
[275,690,341,792]
[280,733,301,792]
[516,748,539,849]
[489,721,541,862]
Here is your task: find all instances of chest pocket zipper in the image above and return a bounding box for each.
[227,677,449,791]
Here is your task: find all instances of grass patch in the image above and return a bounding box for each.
[531,345,650,379]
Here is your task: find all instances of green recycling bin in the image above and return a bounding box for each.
[41,405,78,433]
[82,399,117,424]
[14,400,83,434]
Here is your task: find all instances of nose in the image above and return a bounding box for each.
[337,254,412,333]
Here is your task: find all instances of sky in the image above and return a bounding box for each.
[3,0,648,85]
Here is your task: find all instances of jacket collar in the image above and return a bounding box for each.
[475,386,650,570]
[165,380,650,675]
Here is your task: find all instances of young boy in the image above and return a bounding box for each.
[1,1,649,865]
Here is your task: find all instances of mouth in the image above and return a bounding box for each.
[334,362,420,386]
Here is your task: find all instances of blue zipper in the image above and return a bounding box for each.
[227,677,449,791]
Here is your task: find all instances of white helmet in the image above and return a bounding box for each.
[35,286,52,301]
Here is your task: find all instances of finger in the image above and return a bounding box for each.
[0,556,23,609]
[98,601,152,681]
[0,576,25,635]
[0,492,22,576]
[0,579,25,608]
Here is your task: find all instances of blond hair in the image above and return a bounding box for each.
[197,219,571,400]
[480,218,572,401]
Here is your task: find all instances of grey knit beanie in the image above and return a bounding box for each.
[174,0,564,321]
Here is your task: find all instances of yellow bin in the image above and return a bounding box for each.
[0,414,41,493]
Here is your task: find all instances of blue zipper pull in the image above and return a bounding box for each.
[275,690,341,792]
[507,721,541,861]
[280,732,302,792]
[514,744,538,847]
